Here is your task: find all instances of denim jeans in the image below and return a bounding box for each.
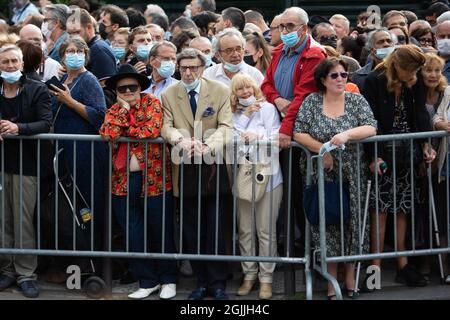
[112,172,177,288]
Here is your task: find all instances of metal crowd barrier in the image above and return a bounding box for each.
[0,134,312,299]
[312,131,450,300]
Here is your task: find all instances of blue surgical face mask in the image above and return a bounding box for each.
[157,60,176,78]
[112,47,126,60]
[204,54,213,67]
[182,77,200,91]
[65,53,85,70]
[1,70,22,84]
[280,30,300,48]
[136,45,151,61]
[374,47,394,60]
[223,61,243,73]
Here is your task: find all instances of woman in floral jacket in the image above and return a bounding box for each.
[100,64,177,300]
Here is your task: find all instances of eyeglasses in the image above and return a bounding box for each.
[116,84,140,93]
[277,23,304,33]
[269,25,279,31]
[179,65,202,73]
[328,72,348,80]
[419,38,433,45]
[220,46,244,55]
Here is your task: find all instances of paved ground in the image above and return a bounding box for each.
[0,262,449,300]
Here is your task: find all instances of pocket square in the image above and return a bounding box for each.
[202,106,215,117]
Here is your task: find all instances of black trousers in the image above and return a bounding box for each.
[181,195,227,291]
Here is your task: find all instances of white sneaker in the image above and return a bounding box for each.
[128,284,161,299]
[159,283,176,300]
[445,275,450,284]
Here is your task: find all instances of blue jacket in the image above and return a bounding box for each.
[87,36,117,79]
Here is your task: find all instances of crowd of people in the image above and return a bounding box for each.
[0,0,450,300]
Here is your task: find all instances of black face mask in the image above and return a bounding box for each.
[99,23,108,40]
[320,36,337,49]
[244,55,257,67]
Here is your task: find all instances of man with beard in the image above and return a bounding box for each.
[98,5,129,44]
[67,8,117,80]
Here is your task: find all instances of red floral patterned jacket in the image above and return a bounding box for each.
[99,94,172,196]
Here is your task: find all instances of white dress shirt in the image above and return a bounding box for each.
[143,76,178,100]
[203,62,264,87]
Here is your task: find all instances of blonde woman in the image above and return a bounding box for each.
[362,45,435,289]
[230,74,282,300]
[431,55,450,284]
[423,53,448,127]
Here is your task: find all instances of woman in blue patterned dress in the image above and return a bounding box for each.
[293,57,377,299]
[48,36,107,250]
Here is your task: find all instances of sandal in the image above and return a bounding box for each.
[327,294,337,300]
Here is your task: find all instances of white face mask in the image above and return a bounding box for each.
[41,21,54,40]
[437,39,450,56]
[238,95,256,107]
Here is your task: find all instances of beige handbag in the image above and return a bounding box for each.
[235,158,270,202]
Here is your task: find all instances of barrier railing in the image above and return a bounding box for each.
[0,134,312,299]
[312,131,450,300]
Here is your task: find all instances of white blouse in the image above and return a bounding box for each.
[231,100,283,192]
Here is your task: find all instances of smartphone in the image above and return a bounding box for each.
[45,76,65,91]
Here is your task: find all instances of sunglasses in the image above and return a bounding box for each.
[397,35,407,43]
[116,84,139,94]
[328,72,348,79]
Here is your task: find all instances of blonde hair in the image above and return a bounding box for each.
[230,74,265,112]
[323,45,340,58]
[0,33,20,48]
[376,44,426,92]
[244,32,272,74]
[422,52,448,94]
[114,27,130,38]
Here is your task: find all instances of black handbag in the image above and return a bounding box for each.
[303,180,350,226]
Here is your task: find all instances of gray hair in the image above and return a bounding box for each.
[189,36,212,48]
[43,4,71,30]
[197,0,216,12]
[59,36,90,66]
[330,14,350,30]
[145,4,166,18]
[283,7,309,25]
[146,23,164,34]
[437,11,450,25]
[177,48,206,66]
[0,45,23,62]
[366,28,396,49]
[213,27,246,54]
[149,40,177,57]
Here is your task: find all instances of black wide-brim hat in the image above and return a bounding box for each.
[105,64,151,91]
